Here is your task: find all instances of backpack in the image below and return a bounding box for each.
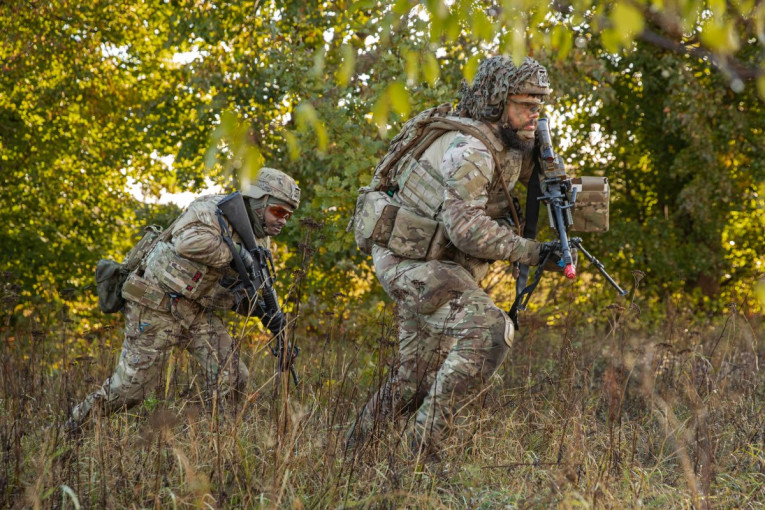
[349,103,520,256]
[95,225,165,313]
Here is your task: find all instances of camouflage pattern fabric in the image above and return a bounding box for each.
[349,244,513,453]
[349,128,540,454]
[427,131,540,266]
[70,300,249,424]
[456,56,551,121]
[70,194,270,427]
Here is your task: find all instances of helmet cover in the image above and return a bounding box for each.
[242,167,301,209]
[457,56,551,121]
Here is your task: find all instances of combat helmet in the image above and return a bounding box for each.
[242,167,301,209]
[456,56,551,122]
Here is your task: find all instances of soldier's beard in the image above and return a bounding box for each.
[500,126,535,153]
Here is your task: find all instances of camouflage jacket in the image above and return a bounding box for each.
[141,194,270,312]
[395,125,540,266]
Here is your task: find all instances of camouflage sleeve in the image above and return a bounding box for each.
[441,134,540,265]
[172,200,233,268]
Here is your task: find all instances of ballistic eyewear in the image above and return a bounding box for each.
[266,204,293,221]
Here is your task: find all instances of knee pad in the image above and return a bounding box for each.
[486,306,514,349]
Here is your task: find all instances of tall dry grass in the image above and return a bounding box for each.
[1,267,763,509]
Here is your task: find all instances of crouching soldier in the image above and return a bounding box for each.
[68,167,300,430]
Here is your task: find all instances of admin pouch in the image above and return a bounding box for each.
[570,177,610,232]
[95,225,165,314]
[145,241,211,301]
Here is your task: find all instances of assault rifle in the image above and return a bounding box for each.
[216,192,299,386]
[509,118,627,328]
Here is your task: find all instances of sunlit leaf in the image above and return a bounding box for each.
[422,52,440,86]
[284,131,299,161]
[337,44,356,87]
[404,49,419,84]
[371,94,389,136]
[463,54,480,82]
[388,81,410,117]
[552,25,573,60]
[611,2,645,41]
[472,8,493,41]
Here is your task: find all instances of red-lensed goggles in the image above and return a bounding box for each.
[266,204,293,221]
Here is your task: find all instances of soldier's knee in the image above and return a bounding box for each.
[236,363,249,390]
[486,307,514,349]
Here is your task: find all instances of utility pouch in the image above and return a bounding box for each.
[352,188,395,255]
[149,242,210,300]
[95,259,129,314]
[395,153,444,218]
[387,207,440,260]
[570,176,610,232]
[122,225,163,270]
[121,272,168,311]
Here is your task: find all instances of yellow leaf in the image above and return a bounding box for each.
[337,44,356,87]
[422,52,440,86]
[611,2,645,40]
[471,8,493,41]
[462,54,480,83]
[404,50,419,84]
[284,131,299,161]
[388,82,410,117]
[601,28,622,53]
[756,74,765,101]
[371,95,390,136]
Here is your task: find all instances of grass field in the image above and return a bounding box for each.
[1,282,763,509]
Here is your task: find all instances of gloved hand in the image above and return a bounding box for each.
[236,243,255,270]
[538,241,578,274]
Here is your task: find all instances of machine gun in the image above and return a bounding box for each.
[216,192,299,386]
[509,118,627,328]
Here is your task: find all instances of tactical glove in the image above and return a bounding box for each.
[538,241,578,273]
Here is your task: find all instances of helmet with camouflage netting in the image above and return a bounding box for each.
[242,167,301,209]
[456,56,551,121]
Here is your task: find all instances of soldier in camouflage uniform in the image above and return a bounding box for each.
[68,167,300,429]
[348,56,563,455]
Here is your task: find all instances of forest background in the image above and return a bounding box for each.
[1,0,764,508]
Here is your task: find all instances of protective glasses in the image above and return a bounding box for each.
[266,204,293,221]
[507,98,544,114]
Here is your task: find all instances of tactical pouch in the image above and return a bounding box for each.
[387,207,440,260]
[121,272,169,311]
[122,225,163,270]
[395,153,444,218]
[570,176,609,232]
[148,242,210,300]
[352,188,395,255]
[95,259,129,314]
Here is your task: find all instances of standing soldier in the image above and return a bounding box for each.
[68,167,300,430]
[348,56,570,456]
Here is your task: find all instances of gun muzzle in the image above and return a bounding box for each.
[564,264,576,280]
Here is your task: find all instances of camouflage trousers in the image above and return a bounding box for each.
[350,245,514,453]
[70,299,249,426]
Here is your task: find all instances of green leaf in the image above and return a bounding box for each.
[552,25,573,60]
[422,52,440,86]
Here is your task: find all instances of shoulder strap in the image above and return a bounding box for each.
[422,118,521,234]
